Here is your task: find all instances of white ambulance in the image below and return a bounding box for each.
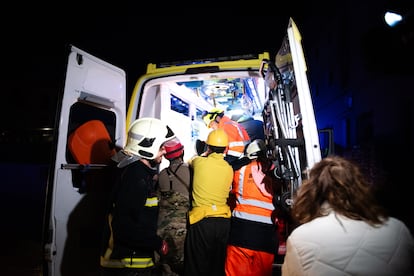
[42,18,321,275]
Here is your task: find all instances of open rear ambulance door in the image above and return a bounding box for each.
[261,18,321,267]
[261,17,321,202]
[42,45,126,276]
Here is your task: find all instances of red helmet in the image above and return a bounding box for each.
[164,138,184,160]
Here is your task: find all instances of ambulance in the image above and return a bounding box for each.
[42,18,321,275]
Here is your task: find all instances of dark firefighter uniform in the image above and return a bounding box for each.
[100,160,163,273]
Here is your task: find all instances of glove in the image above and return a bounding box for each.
[227,192,238,211]
[160,239,169,255]
[195,139,207,156]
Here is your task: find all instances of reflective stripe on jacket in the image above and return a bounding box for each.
[100,204,157,269]
[100,255,154,268]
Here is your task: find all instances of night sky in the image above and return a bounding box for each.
[2,2,413,161]
[2,1,413,132]
[2,10,306,130]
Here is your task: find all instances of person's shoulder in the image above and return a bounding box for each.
[386,216,406,224]
[174,162,191,173]
[188,155,201,162]
[123,159,145,172]
[178,162,191,169]
[252,119,264,124]
[385,217,413,235]
[290,214,333,235]
[159,167,169,176]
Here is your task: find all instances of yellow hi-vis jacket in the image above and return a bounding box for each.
[189,205,232,224]
[188,152,233,224]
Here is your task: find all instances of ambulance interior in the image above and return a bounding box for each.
[139,73,267,168]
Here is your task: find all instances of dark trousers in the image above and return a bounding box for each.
[183,217,230,276]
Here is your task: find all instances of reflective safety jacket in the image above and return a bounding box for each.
[228,160,278,255]
[217,115,250,158]
[232,160,274,224]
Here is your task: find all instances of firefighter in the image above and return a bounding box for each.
[100,118,175,276]
[184,128,233,276]
[201,107,250,166]
[225,139,281,276]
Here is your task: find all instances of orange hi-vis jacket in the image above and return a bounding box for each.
[232,160,274,224]
[217,116,250,158]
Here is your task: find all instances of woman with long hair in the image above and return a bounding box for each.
[282,155,414,276]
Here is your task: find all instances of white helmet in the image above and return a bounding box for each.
[245,139,267,159]
[124,118,175,159]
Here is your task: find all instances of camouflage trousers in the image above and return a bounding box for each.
[157,191,189,275]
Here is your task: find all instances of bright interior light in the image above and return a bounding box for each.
[385,11,403,27]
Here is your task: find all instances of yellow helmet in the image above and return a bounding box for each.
[206,128,228,147]
[202,108,224,127]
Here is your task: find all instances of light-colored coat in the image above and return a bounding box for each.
[282,211,414,276]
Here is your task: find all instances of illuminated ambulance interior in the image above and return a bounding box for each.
[138,73,266,167]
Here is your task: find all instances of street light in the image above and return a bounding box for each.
[384,11,403,27]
